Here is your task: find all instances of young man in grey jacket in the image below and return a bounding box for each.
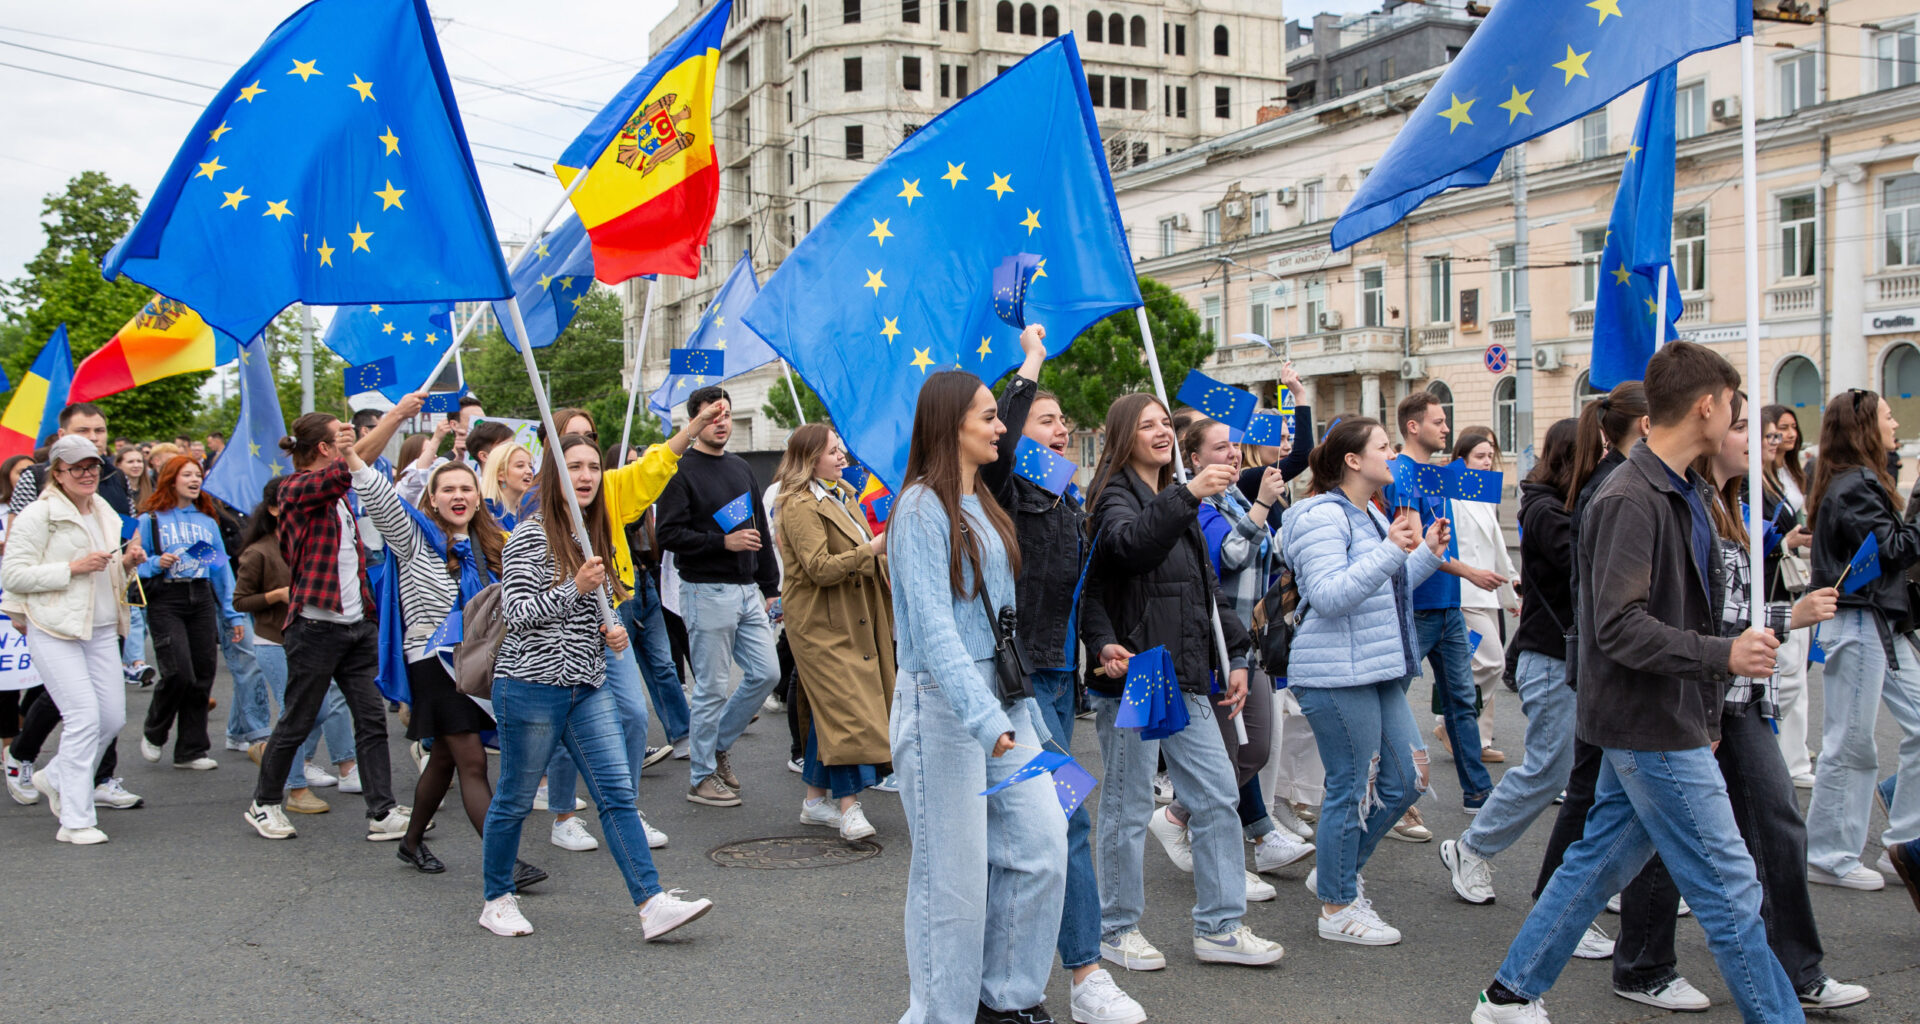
[1471,341,1800,1024]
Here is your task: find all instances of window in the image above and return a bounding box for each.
[801,4,808,33]
[957,0,968,30]
[1673,210,1706,291]
[1249,193,1269,235]
[1490,376,1518,453]
[1301,179,1323,224]
[1108,13,1123,43]
[844,0,861,23]
[1130,78,1147,111]
[1887,174,1920,268]
[788,152,795,185]
[940,0,949,30]
[803,134,810,167]
[1130,15,1146,47]
[1495,244,1516,314]
[903,56,922,91]
[1580,110,1608,160]
[1777,52,1816,116]
[786,89,794,122]
[1202,296,1221,341]
[1250,285,1270,338]
[1779,193,1815,278]
[996,0,1013,32]
[844,57,863,91]
[1163,22,1169,53]
[844,124,864,160]
[903,0,920,21]
[1362,266,1385,327]
[1776,354,1823,414]
[1202,207,1220,246]
[1381,56,1396,81]
[957,65,969,96]
[1131,141,1149,166]
[1042,5,1058,36]
[1579,228,1608,303]
[1214,86,1230,118]
[1175,24,1186,55]
[1087,74,1104,106]
[1086,10,1102,42]
[1676,81,1707,139]
[1427,381,1455,431]
[941,64,952,97]
[1330,75,1343,99]
[729,51,751,94]
[1174,86,1187,117]
[1158,216,1178,257]
[1427,258,1453,323]
[785,28,792,59]
[1353,67,1369,91]
[1110,75,1125,105]
[1019,3,1035,35]
[1875,22,1917,91]
[1213,24,1229,56]
[801,69,810,102]
[1446,45,1462,62]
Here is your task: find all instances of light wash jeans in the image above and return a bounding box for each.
[1493,746,1803,1022]
[1294,677,1422,905]
[682,580,781,787]
[1461,652,1576,860]
[483,677,662,904]
[546,640,652,814]
[628,575,689,742]
[1773,626,1814,777]
[254,641,354,789]
[1807,608,1920,875]
[1414,607,1493,803]
[222,621,275,744]
[892,661,1066,1023]
[1030,668,1099,970]
[1093,690,1246,940]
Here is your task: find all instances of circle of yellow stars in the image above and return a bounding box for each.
[1430,0,1622,138]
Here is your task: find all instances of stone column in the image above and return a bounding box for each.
[1824,164,1868,392]
[1361,372,1382,422]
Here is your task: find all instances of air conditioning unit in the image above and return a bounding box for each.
[1176,213,1191,230]
[1224,199,1245,217]
[1534,346,1562,371]
[1317,310,1343,330]
[1399,356,1425,379]
[1274,187,1298,206]
[1711,95,1740,123]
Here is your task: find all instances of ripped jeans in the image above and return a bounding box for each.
[1295,676,1424,906]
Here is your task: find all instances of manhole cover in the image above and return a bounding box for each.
[707,835,884,869]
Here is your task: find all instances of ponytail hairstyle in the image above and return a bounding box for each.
[1808,389,1902,529]
[899,370,1020,597]
[1306,417,1385,497]
[532,433,629,603]
[281,412,340,470]
[1567,380,1648,511]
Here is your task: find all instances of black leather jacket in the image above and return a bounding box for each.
[1813,467,1920,643]
[982,375,1087,672]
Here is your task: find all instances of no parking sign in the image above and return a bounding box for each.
[1484,344,1510,374]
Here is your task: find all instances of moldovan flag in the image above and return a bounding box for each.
[554,0,729,282]
[0,325,75,460]
[70,295,236,403]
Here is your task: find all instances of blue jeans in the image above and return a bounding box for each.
[483,677,663,904]
[1414,608,1493,803]
[682,581,782,787]
[1295,677,1422,905]
[892,661,1065,1023]
[1808,608,1920,874]
[1494,746,1803,1021]
[546,640,652,814]
[221,621,275,744]
[123,606,149,669]
[1461,652,1576,860]
[1094,690,1246,940]
[255,642,354,790]
[1029,668,1099,970]
[627,574,689,743]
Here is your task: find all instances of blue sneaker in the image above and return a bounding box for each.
[872,773,900,794]
[1878,774,1898,817]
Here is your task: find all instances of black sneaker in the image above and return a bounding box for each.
[396,841,446,874]
[513,859,549,890]
[976,1003,1054,1024]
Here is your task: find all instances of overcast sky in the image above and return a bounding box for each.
[0,0,1380,287]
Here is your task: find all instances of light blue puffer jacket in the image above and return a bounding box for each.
[1279,491,1442,689]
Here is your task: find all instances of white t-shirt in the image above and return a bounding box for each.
[78,507,118,629]
[299,500,364,623]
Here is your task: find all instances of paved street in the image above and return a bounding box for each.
[3,666,1915,1024]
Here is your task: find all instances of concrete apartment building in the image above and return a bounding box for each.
[1113,0,1920,463]
[623,0,1288,448]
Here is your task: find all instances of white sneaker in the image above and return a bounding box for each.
[224,737,251,752]
[243,800,296,839]
[92,778,143,809]
[1799,975,1871,1009]
[1470,993,1551,1024]
[1271,800,1314,840]
[409,741,427,773]
[872,773,901,794]
[1151,772,1174,805]
[1099,928,1166,972]
[1572,922,1615,960]
[304,763,339,788]
[551,816,600,851]
[337,765,363,794]
[1606,891,1694,914]
[638,889,713,940]
[139,738,163,762]
[1069,967,1146,1024]
[57,825,109,845]
[799,797,845,829]
[1808,864,1885,891]
[1145,806,1194,872]
[365,807,410,841]
[1304,867,1365,902]
[174,756,219,771]
[5,752,39,805]
[43,777,61,818]
[786,757,804,774]
[1614,976,1710,1012]
[761,694,786,714]
[1791,771,1816,789]
[1318,898,1401,945]
[1253,830,1314,874]
[1193,923,1284,965]
[1877,849,1896,875]
[1441,838,1496,905]
[641,814,669,849]
[478,893,533,936]
[840,802,877,841]
[1245,870,1277,902]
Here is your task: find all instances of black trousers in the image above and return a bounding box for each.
[11,687,118,783]
[142,579,221,762]
[251,616,394,816]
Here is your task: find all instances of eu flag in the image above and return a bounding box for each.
[713,491,754,532]
[1176,369,1256,439]
[1114,646,1188,740]
[1013,436,1077,496]
[1245,413,1287,447]
[669,348,723,378]
[203,336,290,513]
[1841,532,1881,594]
[491,212,597,352]
[648,251,780,429]
[102,0,512,343]
[1051,757,1099,817]
[743,36,1140,492]
[992,252,1044,328]
[980,750,1071,796]
[1590,69,1686,390]
[1331,0,1749,250]
[322,301,453,400]
[1446,462,1504,503]
[344,357,396,396]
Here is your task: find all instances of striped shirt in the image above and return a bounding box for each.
[496,513,605,687]
[352,466,461,661]
[1716,534,1792,717]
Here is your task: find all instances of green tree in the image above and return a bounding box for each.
[461,289,661,448]
[762,370,829,430]
[1036,276,1214,430]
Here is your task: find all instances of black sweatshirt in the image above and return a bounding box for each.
[654,448,781,597]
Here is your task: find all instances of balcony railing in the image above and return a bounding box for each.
[1768,284,1817,316]
[1874,270,1920,305]
[1571,308,1595,334]
[1417,325,1452,349]
[1491,318,1515,342]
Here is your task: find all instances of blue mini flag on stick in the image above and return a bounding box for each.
[1114,646,1187,739]
[345,357,395,395]
[1390,457,1423,511]
[991,252,1044,328]
[1840,532,1881,594]
[713,491,755,532]
[183,538,229,566]
[980,749,1071,796]
[1014,436,1076,496]
[670,348,724,378]
[423,388,466,415]
[425,608,463,655]
[1052,757,1099,817]
[1175,370,1255,439]
[1245,412,1288,447]
[120,516,140,543]
[1446,462,1503,503]
[869,493,895,524]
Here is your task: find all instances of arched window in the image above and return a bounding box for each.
[1213,24,1230,56]
[1426,380,1455,434]
[996,0,1014,32]
[1042,5,1059,36]
[1775,354,1823,416]
[1494,376,1518,453]
[1883,342,1920,447]
[1108,13,1123,44]
[1129,15,1147,47]
[1575,370,1606,413]
[1086,10,1103,41]
[1019,2,1036,35]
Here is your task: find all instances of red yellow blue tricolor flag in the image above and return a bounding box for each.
[70,295,239,403]
[0,325,75,460]
[554,0,730,282]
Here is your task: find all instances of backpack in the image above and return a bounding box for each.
[1248,563,1304,683]
[453,582,506,698]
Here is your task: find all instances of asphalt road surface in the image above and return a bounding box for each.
[3,664,1915,1024]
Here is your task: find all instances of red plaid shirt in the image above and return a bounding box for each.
[277,458,375,627]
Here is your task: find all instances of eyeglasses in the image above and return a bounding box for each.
[1763,432,1784,443]
[60,462,102,477]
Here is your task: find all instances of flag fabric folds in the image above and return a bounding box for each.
[491,213,598,351]
[1331,0,1749,250]
[0,326,75,460]
[1245,412,1287,447]
[321,301,454,400]
[344,357,396,396]
[1446,463,1504,503]
[70,296,240,403]
[1841,533,1881,594]
[647,251,780,429]
[744,36,1141,493]
[1590,68,1686,390]
[1051,757,1099,817]
[1176,370,1255,440]
[713,491,754,532]
[555,0,731,282]
[1013,436,1077,496]
[1113,645,1188,740]
[102,0,512,343]
[203,336,290,513]
[979,750,1071,796]
[991,252,1044,328]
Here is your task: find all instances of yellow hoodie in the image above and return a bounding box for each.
[602,443,681,589]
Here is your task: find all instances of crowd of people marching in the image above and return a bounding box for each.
[2,328,1917,1024]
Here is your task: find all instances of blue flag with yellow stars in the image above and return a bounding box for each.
[1176,369,1256,439]
[713,491,754,533]
[1590,68,1685,390]
[1114,645,1188,740]
[344,357,395,396]
[670,348,723,378]
[1014,436,1077,496]
[979,750,1071,796]
[491,212,597,352]
[1330,0,1748,250]
[743,35,1140,493]
[101,0,512,343]
[323,301,452,400]
[1445,462,1504,503]
[1051,757,1099,818]
[992,253,1044,328]
[1245,412,1287,447]
[1842,532,1881,594]
[203,336,290,514]
[648,251,781,429]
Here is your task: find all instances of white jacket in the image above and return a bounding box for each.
[1453,499,1519,612]
[1,486,131,641]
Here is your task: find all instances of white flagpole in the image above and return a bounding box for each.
[616,278,660,463]
[1134,307,1249,745]
[780,359,808,426]
[1739,35,1766,631]
[1656,265,1670,350]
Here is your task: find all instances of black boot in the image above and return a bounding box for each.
[396,841,445,873]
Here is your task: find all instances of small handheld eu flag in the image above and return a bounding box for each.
[713,491,755,533]
[670,348,724,378]
[991,252,1044,329]
[183,538,229,567]
[423,389,466,415]
[1245,413,1288,448]
[980,750,1071,796]
[1839,532,1881,594]
[1175,370,1255,438]
[1013,436,1077,496]
[1051,758,1099,817]
[345,357,396,395]
[1446,462,1503,503]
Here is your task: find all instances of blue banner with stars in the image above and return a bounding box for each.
[492,212,597,352]
[102,0,512,343]
[203,335,290,514]
[1331,0,1748,251]
[1590,68,1685,391]
[743,35,1141,493]
[323,301,452,400]
[648,251,781,429]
